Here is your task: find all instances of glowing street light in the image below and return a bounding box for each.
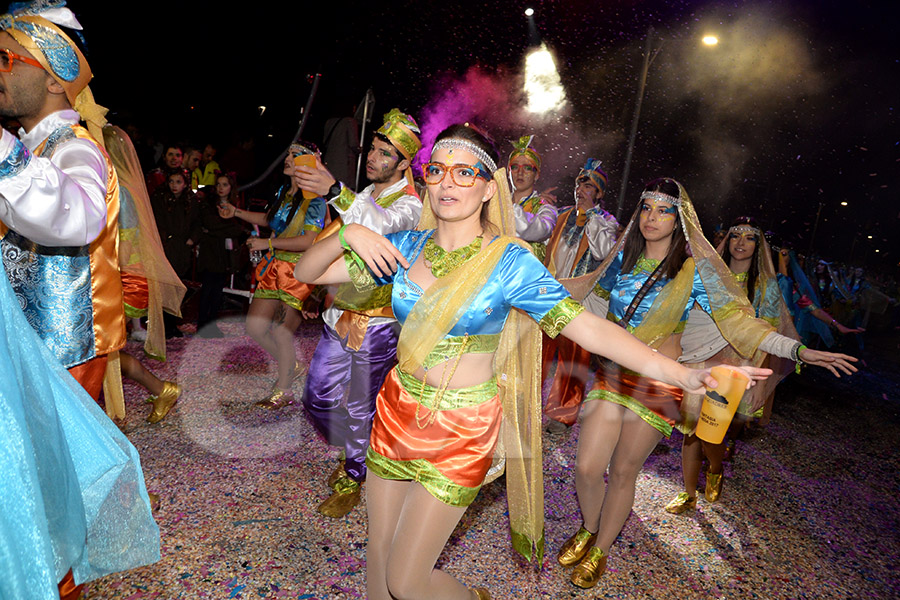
[840,201,848,206]
[702,35,719,46]
[524,7,534,17]
[524,43,566,114]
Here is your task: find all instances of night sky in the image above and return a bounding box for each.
[49,1,900,269]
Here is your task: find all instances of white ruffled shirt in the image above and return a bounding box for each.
[323,177,421,329]
[552,207,618,278]
[513,191,558,242]
[0,110,108,247]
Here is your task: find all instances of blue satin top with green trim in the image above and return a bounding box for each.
[595,250,712,331]
[371,229,580,341]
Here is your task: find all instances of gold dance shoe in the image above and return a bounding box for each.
[254,388,294,410]
[147,381,181,424]
[326,459,348,490]
[317,476,361,518]
[665,492,697,514]
[557,525,598,566]
[471,588,491,600]
[570,546,607,589]
[705,469,724,502]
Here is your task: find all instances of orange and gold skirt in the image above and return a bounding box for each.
[366,367,500,507]
[584,365,683,437]
[121,272,149,318]
[253,255,314,310]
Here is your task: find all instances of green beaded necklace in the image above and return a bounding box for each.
[423,235,483,278]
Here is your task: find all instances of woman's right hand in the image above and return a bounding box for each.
[217,201,236,219]
[342,223,409,277]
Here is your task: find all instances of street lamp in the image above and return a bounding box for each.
[702,35,719,46]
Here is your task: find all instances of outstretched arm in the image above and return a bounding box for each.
[559,311,770,395]
[293,223,409,285]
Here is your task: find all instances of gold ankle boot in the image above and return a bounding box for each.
[326,459,347,490]
[665,491,698,514]
[557,525,598,566]
[255,388,294,410]
[317,476,361,518]
[471,587,491,600]
[147,381,181,423]
[705,469,724,502]
[570,546,607,589]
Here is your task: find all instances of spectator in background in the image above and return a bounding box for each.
[150,170,197,338]
[195,173,248,337]
[322,103,360,191]
[146,144,183,196]
[182,147,201,189]
[194,143,220,189]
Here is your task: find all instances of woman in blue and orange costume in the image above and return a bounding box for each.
[0,259,161,599]
[218,143,327,408]
[556,180,857,589]
[666,216,807,515]
[293,125,770,600]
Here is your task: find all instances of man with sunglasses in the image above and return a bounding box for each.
[0,8,125,409]
[0,6,147,600]
[294,108,421,518]
[542,158,619,434]
[508,135,558,261]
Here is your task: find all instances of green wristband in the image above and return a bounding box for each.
[338,225,352,250]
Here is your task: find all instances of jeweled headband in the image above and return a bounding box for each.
[432,138,498,174]
[729,224,761,237]
[640,190,682,207]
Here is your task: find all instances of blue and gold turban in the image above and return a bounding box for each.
[576,158,608,196]
[1,2,107,143]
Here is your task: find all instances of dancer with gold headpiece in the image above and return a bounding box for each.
[542,158,618,433]
[508,135,557,260]
[0,2,158,597]
[666,216,799,514]
[293,108,422,518]
[217,142,327,405]
[294,124,772,600]
[0,0,124,406]
[555,180,857,589]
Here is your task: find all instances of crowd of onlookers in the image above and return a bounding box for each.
[137,140,258,338]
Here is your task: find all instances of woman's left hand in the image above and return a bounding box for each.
[683,365,773,395]
[799,348,858,377]
[342,223,409,277]
[247,237,269,252]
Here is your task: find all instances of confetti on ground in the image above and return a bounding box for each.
[85,316,900,599]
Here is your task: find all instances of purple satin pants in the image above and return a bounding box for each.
[301,320,399,482]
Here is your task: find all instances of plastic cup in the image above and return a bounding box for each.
[293,154,318,200]
[695,365,751,444]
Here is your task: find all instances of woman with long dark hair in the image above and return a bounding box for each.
[557,181,856,589]
[667,216,800,513]
[217,144,326,407]
[194,172,248,337]
[293,126,770,600]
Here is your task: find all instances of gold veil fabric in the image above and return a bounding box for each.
[103,125,187,361]
[398,166,545,562]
